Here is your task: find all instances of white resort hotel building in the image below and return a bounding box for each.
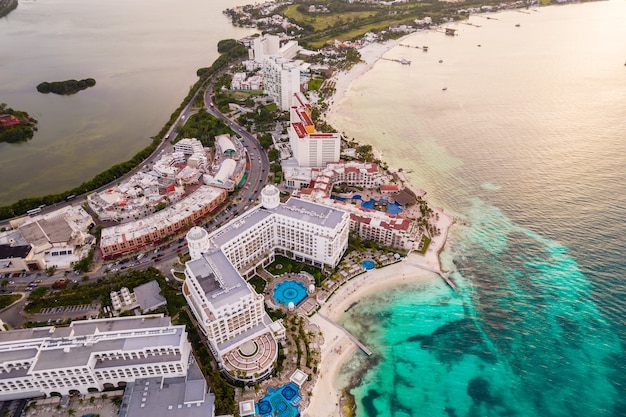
[183,184,349,382]
[0,315,191,402]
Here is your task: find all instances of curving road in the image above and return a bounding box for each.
[0,69,273,327]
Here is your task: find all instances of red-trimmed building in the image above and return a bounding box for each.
[0,114,20,128]
[289,93,341,167]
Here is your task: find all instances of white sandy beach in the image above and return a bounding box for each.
[302,210,454,417]
[325,35,413,122]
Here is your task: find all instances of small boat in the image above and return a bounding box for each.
[422,46,429,51]
[439,59,443,63]
[477,44,482,47]
[515,23,521,27]
[442,87,448,91]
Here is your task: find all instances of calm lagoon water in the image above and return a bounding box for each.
[0,0,255,205]
[330,2,626,416]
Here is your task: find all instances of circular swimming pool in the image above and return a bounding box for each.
[362,260,375,270]
[273,280,307,306]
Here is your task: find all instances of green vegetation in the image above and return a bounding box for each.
[416,235,432,254]
[36,78,96,95]
[348,234,407,257]
[73,247,95,273]
[230,89,263,101]
[176,108,232,147]
[266,306,286,322]
[176,310,236,414]
[248,276,267,293]
[269,0,516,49]
[24,267,185,316]
[0,103,38,144]
[266,254,326,286]
[0,38,245,221]
[0,294,20,309]
[237,102,288,134]
[283,4,375,31]
[0,0,18,19]
[307,78,324,91]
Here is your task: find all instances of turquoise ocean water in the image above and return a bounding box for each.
[330,2,626,416]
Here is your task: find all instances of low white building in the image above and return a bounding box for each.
[0,206,95,273]
[0,315,191,401]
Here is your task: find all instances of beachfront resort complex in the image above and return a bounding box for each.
[0,30,445,417]
[182,184,349,382]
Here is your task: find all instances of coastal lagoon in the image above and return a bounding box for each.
[0,0,255,206]
[330,2,626,416]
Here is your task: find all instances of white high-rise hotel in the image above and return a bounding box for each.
[0,315,191,401]
[262,56,301,111]
[289,93,341,167]
[183,185,349,382]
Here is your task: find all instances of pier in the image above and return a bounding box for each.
[475,15,499,20]
[317,313,372,356]
[381,57,411,65]
[461,22,482,28]
[440,273,457,291]
[407,262,457,292]
[399,44,428,51]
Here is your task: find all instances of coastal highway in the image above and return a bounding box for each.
[0,68,270,297]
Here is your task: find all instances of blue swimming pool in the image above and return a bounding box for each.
[330,195,403,214]
[273,280,307,306]
[360,198,403,215]
[256,383,302,417]
[362,260,375,270]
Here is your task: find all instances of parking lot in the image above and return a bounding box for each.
[39,304,96,315]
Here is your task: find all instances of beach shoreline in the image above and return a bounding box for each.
[302,209,454,417]
[303,33,456,417]
[325,34,415,122]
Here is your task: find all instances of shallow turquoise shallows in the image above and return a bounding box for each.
[331,2,626,416]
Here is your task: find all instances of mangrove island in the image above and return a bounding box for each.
[36,78,96,95]
[0,103,38,144]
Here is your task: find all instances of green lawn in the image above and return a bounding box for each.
[417,236,431,254]
[249,276,267,293]
[0,294,20,309]
[308,78,324,91]
[230,89,263,101]
[307,18,411,49]
[283,4,374,31]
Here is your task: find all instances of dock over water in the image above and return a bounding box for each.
[380,57,411,66]
[408,262,457,292]
[317,313,372,356]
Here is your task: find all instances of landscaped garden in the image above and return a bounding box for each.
[266,255,326,286]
